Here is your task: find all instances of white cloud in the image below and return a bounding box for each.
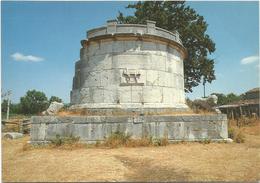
[241,55,259,65]
[11,52,44,62]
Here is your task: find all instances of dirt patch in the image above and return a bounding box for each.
[114,155,190,181]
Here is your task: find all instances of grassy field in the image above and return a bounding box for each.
[2,122,260,182]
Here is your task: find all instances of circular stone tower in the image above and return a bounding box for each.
[71,20,188,111]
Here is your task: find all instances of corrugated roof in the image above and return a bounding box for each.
[217,99,260,109]
[246,87,260,94]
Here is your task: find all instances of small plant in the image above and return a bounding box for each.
[235,131,245,143]
[152,137,169,146]
[103,131,131,148]
[51,134,80,146]
[228,127,235,139]
[228,126,245,143]
[199,139,211,144]
[102,132,169,148]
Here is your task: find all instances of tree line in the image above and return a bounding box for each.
[1,90,62,115]
[2,89,243,116]
[211,93,244,106]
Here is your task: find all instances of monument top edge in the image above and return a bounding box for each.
[86,19,184,46]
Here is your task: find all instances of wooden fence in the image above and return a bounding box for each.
[2,119,31,134]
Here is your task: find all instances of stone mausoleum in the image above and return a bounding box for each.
[70,20,187,111]
[30,20,228,143]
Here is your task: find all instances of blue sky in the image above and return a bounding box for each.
[1,1,259,103]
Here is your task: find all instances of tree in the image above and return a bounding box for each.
[49,96,62,103]
[20,90,48,114]
[226,93,240,104]
[211,93,227,105]
[211,92,242,105]
[10,103,22,114]
[117,1,216,92]
[1,99,8,113]
[2,100,22,114]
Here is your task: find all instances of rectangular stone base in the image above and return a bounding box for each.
[30,114,228,144]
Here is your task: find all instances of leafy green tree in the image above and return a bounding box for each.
[49,96,62,103]
[20,90,48,114]
[211,92,241,105]
[10,103,22,114]
[117,1,216,92]
[1,99,8,113]
[226,93,240,104]
[2,100,22,114]
[211,93,227,105]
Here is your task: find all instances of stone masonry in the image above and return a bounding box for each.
[70,20,188,110]
[30,20,228,143]
[31,114,228,143]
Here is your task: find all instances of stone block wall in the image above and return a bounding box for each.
[30,114,228,143]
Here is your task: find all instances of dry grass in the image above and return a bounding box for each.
[2,121,260,182]
[57,108,214,117]
[99,132,169,148]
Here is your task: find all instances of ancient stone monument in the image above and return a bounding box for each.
[30,20,228,143]
[70,20,188,111]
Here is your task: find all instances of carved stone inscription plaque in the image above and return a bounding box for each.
[120,69,144,86]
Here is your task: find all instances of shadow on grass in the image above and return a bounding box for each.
[114,155,190,181]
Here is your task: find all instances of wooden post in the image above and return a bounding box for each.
[203,82,206,98]
[19,120,23,134]
[239,106,243,118]
[231,108,234,120]
[7,97,10,121]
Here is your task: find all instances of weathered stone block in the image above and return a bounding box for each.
[30,114,228,143]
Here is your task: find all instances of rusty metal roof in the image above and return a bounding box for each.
[245,87,260,94]
[217,99,260,109]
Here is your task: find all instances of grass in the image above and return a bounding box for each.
[3,117,260,181]
[21,131,170,151]
[3,121,260,182]
[228,126,245,143]
[2,113,32,119]
[227,117,259,143]
[50,134,80,146]
[100,132,169,148]
[57,108,214,117]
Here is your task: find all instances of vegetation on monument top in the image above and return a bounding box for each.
[49,96,62,103]
[117,1,216,92]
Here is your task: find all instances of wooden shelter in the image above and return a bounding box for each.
[217,88,260,119]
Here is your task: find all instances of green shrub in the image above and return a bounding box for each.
[103,131,131,148]
[51,134,80,146]
[103,131,169,148]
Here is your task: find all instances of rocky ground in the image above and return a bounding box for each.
[2,122,260,182]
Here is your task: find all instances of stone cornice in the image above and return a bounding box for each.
[84,20,187,59]
[81,33,187,60]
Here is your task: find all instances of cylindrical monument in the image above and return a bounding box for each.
[70,20,188,111]
[30,20,229,144]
